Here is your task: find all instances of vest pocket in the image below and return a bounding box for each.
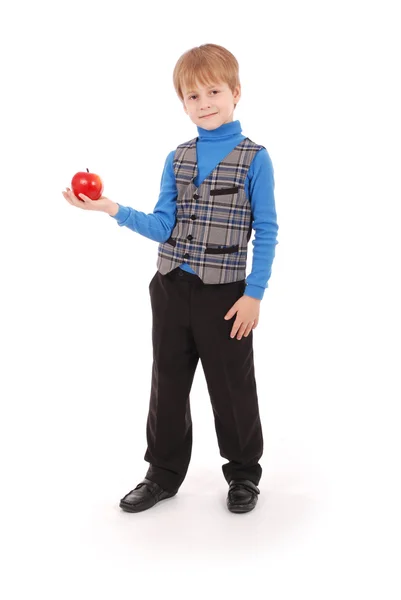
[209,185,239,196]
[205,244,239,254]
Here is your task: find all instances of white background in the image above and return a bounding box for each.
[1,0,400,597]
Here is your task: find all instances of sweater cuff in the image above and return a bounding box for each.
[109,204,130,224]
[244,284,265,301]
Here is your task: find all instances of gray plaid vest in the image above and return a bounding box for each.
[156,136,265,284]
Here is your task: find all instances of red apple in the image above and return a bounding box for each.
[71,168,104,201]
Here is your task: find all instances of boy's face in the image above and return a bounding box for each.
[182,80,241,129]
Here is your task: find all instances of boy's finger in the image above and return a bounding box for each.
[62,192,71,203]
[79,193,93,202]
[68,190,80,202]
[67,190,80,205]
[66,188,77,199]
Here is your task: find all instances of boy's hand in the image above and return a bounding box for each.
[62,187,115,213]
[224,295,260,340]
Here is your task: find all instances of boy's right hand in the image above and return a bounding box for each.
[62,187,117,214]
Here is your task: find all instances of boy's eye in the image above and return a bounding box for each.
[189,90,219,100]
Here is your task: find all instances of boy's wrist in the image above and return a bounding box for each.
[105,201,119,216]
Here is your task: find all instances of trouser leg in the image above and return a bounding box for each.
[144,269,199,493]
[191,278,264,486]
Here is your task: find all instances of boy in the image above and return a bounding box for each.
[62,43,279,514]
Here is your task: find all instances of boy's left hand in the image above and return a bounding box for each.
[224,295,261,340]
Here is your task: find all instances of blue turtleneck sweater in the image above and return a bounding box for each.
[109,120,278,300]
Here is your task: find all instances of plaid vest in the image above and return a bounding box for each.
[156,136,265,284]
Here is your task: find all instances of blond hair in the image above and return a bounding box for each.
[173,43,240,109]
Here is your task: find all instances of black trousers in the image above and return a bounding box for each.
[143,266,264,493]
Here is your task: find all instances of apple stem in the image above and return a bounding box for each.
[86,168,89,172]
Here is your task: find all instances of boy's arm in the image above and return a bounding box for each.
[107,151,177,243]
[244,148,279,301]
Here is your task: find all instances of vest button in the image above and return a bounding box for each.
[190,215,196,220]
[183,253,190,259]
[193,194,200,200]
[187,235,193,240]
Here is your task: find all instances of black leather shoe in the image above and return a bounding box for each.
[119,478,178,513]
[227,479,260,513]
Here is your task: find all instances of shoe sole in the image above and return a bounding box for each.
[119,492,177,513]
[227,502,257,513]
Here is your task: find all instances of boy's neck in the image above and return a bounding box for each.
[196,119,242,140]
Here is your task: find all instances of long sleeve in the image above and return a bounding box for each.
[109,151,177,243]
[108,126,279,298]
[244,148,279,301]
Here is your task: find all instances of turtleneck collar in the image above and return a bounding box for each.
[196,119,242,140]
